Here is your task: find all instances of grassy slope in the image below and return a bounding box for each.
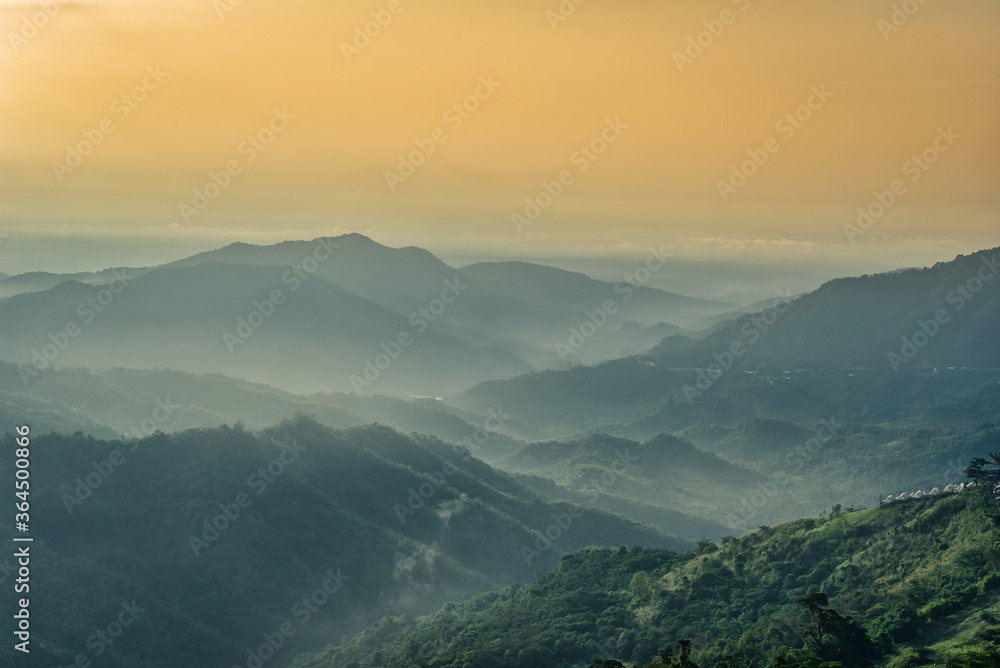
[293,491,1000,668]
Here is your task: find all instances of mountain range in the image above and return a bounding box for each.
[0,234,737,396]
[296,490,999,668]
[0,238,998,668]
[0,419,688,667]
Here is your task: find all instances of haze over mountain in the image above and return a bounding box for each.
[167,235,704,366]
[647,248,1000,371]
[0,235,741,395]
[0,239,997,668]
[0,268,153,300]
[2,242,997,532]
[459,260,734,327]
[0,362,521,454]
[0,419,687,668]
[298,491,999,668]
[0,261,530,396]
[5,0,997,664]
[456,247,1000,435]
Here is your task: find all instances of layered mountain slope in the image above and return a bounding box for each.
[295,490,1000,668]
[0,418,687,668]
[0,362,525,458]
[454,249,1000,438]
[498,433,763,538]
[647,247,1000,370]
[0,262,531,396]
[460,261,735,327]
[0,234,735,379]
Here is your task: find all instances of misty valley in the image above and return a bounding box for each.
[5,0,999,664]
[0,236,997,668]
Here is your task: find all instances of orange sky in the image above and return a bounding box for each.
[0,0,997,261]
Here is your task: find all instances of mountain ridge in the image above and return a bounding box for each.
[294,489,1000,668]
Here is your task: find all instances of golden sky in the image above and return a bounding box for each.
[0,0,997,261]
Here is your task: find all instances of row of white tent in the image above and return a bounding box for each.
[881,482,978,505]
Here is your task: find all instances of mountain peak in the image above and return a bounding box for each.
[328,232,382,247]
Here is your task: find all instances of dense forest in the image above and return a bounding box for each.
[3,0,997,655]
[295,490,1000,668]
[0,418,685,667]
[0,243,996,667]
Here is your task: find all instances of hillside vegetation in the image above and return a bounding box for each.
[294,491,1000,668]
[455,248,1000,441]
[0,418,687,668]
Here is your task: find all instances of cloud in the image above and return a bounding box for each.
[434,498,464,529]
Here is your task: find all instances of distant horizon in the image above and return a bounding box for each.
[0,230,994,305]
[2,0,997,267]
[2,2,997,666]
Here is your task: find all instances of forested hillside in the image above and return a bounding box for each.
[455,248,1000,442]
[295,490,1000,668]
[0,418,687,667]
[0,362,528,460]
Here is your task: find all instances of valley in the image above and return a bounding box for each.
[0,238,997,667]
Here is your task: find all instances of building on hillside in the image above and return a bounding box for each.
[981,469,1000,504]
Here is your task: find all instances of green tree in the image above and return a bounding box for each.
[651,639,698,668]
[796,593,880,668]
[677,638,694,667]
[966,453,1000,481]
[966,457,990,482]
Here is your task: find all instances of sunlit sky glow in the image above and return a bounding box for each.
[0,0,997,267]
